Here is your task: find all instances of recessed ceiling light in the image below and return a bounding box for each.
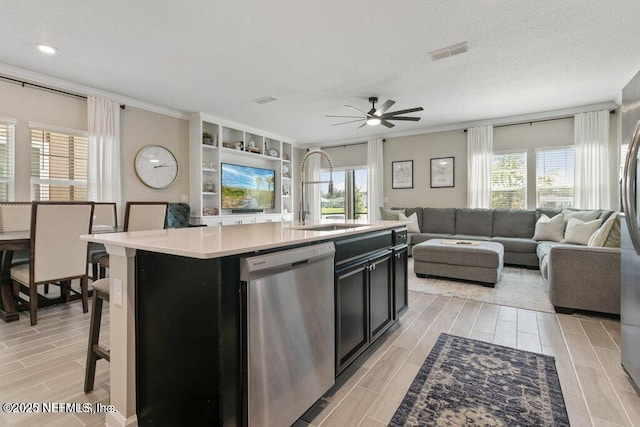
[36,44,58,54]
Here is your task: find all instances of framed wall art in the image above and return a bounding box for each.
[392,160,413,189]
[430,157,454,188]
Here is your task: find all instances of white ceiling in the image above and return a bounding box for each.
[2,1,640,146]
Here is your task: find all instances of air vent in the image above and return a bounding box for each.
[252,96,277,104]
[429,42,469,61]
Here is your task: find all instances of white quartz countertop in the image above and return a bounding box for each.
[81,220,407,259]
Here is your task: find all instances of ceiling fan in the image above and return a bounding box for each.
[326,97,423,128]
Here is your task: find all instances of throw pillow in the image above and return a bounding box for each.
[604,214,621,248]
[380,207,405,220]
[563,218,602,245]
[588,213,617,247]
[398,212,420,233]
[562,208,601,224]
[533,213,565,242]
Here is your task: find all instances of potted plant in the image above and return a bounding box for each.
[202,132,213,145]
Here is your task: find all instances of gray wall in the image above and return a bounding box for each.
[383,130,468,208]
[347,113,621,211]
[0,79,190,206]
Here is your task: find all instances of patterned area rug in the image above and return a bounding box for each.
[390,333,569,427]
[408,259,555,313]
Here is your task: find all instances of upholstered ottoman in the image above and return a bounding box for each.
[413,239,504,286]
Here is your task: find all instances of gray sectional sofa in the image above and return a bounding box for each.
[394,207,621,315]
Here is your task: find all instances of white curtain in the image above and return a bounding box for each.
[305,146,322,223]
[88,97,122,208]
[367,138,384,221]
[467,125,493,208]
[574,110,610,209]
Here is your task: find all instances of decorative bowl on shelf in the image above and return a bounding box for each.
[268,148,279,157]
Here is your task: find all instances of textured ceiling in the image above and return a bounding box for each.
[1,1,640,145]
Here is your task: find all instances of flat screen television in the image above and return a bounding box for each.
[221,163,276,210]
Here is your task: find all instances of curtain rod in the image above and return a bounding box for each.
[320,140,386,150]
[0,75,126,109]
[463,109,615,132]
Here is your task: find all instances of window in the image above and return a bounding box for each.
[320,168,368,221]
[0,121,15,201]
[30,126,88,201]
[536,147,575,208]
[491,152,527,209]
[620,143,629,180]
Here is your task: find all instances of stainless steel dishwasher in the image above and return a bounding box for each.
[241,242,335,427]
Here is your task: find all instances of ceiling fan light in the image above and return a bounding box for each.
[366,117,381,126]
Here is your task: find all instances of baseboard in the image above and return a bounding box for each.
[105,410,138,427]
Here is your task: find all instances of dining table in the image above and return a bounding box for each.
[0,226,121,323]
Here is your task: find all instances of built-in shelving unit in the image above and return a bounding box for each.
[190,113,294,226]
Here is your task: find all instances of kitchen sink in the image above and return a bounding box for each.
[292,223,369,231]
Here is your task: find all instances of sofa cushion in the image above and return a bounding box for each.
[562,208,601,225]
[398,212,420,233]
[599,210,615,223]
[533,213,564,242]
[490,236,538,254]
[563,218,602,245]
[492,209,536,238]
[588,213,617,247]
[455,208,493,236]
[380,207,405,220]
[604,214,621,248]
[536,208,562,221]
[400,207,422,226]
[422,207,455,234]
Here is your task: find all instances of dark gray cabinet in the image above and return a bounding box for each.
[393,244,409,319]
[335,258,369,373]
[335,249,393,374]
[369,251,393,341]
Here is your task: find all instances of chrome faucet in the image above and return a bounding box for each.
[299,149,334,225]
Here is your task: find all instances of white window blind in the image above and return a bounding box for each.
[491,152,527,209]
[0,122,15,201]
[536,147,575,208]
[30,128,88,201]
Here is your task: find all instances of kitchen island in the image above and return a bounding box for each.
[82,220,408,427]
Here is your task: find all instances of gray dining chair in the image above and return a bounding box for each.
[10,202,94,326]
[96,201,168,276]
[89,202,117,281]
[0,202,32,267]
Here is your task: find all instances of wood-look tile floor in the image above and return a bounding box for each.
[1,290,639,426]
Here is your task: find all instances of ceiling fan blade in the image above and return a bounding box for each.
[381,120,395,128]
[381,107,424,117]
[386,116,421,121]
[374,99,395,116]
[331,119,365,126]
[345,105,370,115]
[357,122,368,129]
[325,115,364,119]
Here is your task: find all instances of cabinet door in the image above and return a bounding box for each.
[393,245,409,318]
[335,260,369,374]
[368,251,393,342]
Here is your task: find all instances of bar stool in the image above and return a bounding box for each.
[84,278,110,392]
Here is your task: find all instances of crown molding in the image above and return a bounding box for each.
[0,63,190,120]
[299,101,620,149]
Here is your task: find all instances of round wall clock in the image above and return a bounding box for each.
[134,145,178,189]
